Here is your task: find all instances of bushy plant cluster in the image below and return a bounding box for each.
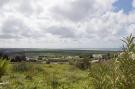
[11,62,34,73]
[89,34,135,89]
[0,59,9,79]
[75,58,91,70]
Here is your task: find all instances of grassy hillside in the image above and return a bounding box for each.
[1,63,91,89]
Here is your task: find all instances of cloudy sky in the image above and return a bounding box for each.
[0,0,135,48]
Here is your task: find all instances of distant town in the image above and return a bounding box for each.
[0,48,121,64]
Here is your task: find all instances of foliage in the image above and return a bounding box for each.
[117,34,135,89]
[89,34,135,89]
[75,58,91,70]
[68,59,76,65]
[0,59,9,79]
[1,34,135,89]
[11,62,34,73]
[89,63,111,89]
[1,64,89,89]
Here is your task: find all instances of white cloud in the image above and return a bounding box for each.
[0,0,134,48]
[51,0,116,22]
[133,0,135,8]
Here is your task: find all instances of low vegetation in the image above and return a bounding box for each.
[0,59,9,80]
[0,34,135,89]
[75,58,91,70]
[1,64,89,89]
[89,34,135,89]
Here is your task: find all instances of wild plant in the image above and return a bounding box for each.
[0,59,9,79]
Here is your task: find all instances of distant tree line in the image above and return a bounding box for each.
[10,55,26,62]
[0,52,26,62]
[0,52,9,60]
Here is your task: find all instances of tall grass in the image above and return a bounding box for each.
[11,62,33,73]
[117,34,135,89]
[1,34,135,89]
[89,34,135,89]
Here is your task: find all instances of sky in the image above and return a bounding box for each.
[0,0,135,48]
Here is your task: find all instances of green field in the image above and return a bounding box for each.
[1,63,91,89]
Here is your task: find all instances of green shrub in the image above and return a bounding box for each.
[11,62,33,73]
[89,34,135,89]
[68,59,75,65]
[89,62,112,89]
[75,58,91,70]
[116,34,135,89]
[46,60,50,64]
[0,59,9,79]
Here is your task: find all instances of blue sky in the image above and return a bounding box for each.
[113,0,133,14]
[0,0,135,48]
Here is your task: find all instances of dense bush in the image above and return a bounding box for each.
[0,59,9,79]
[0,52,10,60]
[116,34,135,89]
[11,55,26,62]
[68,59,76,65]
[46,60,51,64]
[75,58,91,70]
[89,34,135,89]
[11,62,34,73]
[89,62,112,89]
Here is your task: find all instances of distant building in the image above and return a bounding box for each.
[92,54,110,60]
[92,54,103,59]
[65,56,73,59]
[91,59,99,63]
[26,57,37,62]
